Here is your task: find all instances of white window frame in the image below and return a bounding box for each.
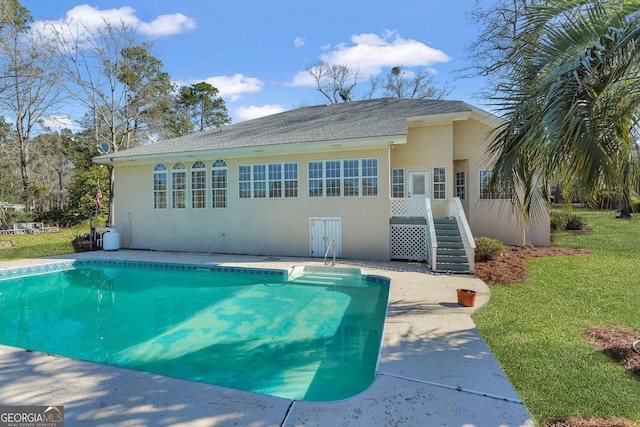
[432,166,446,200]
[211,159,228,208]
[191,160,207,209]
[456,170,466,200]
[392,168,405,198]
[238,162,299,199]
[308,158,379,198]
[479,169,513,200]
[479,169,492,199]
[153,163,168,209]
[171,163,187,209]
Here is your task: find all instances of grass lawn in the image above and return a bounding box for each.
[0,226,81,260]
[474,210,640,425]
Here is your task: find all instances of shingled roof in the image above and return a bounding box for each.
[102,98,474,161]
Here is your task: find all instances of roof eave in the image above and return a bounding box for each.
[93,135,407,165]
[406,111,473,127]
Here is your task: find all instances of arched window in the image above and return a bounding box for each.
[153,164,168,209]
[172,163,187,209]
[191,160,207,209]
[211,159,228,208]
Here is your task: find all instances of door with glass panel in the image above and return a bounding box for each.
[407,170,430,198]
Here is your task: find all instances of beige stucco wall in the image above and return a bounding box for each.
[392,124,453,217]
[391,117,551,247]
[111,148,392,260]
[452,119,550,246]
[470,201,550,246]
[111,112,551,260]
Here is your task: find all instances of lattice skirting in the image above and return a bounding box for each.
[391,224,426,261]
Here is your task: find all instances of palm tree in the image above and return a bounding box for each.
[487,0,640,220]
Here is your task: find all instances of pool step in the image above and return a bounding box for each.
[292,274,347,286]
[288,266,366,287]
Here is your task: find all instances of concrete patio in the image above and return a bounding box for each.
[0,250,534,426]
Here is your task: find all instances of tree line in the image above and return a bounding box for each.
[0,0,231,227]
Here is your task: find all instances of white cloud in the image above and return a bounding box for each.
[35,5,195,39]
[235,104,285,122]
[40,115,74,130]
[287,70,316,88]
[202,74,263,102]
[321,31,450,75]
[138,13,196,37]
[287,30,451,87]
[294,36,306,47]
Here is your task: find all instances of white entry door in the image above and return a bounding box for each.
[309,217,342,258]
[408,170,430,198]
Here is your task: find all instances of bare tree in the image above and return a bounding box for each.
[380,66,451,100]
[0,116,20,203]
[462,0,541,98]
[0,2,65,198]
[307,61,363,103]
[50,19,172,224]
[309,61,451,103]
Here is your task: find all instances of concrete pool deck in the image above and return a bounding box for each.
[0,250,535,426]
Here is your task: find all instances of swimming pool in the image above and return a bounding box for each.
[0,259,390,401]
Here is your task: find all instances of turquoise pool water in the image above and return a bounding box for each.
[0,260,389,401]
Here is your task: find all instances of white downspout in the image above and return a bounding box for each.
[387,143,394,199]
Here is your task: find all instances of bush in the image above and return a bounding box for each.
[551,213,587,231]
[0,208,33,229]
[550,213,564,232]
[564,214,587,231]
[35,208,89,228]
[474,237,505,262]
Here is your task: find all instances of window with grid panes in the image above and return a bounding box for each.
[153,164,168,209]
[212,159,227,208]
[171,163,187,209]
[191,161,207,209]
[308,158,378,198]
[433,166,446,200]
[392,168,404,198]
[455,170,466,200]
[238,162,298,199]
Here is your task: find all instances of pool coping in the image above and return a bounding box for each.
[0,250,535,426]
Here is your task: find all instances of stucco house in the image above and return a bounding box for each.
[95,98,549,272]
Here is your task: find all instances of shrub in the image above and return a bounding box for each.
[550,213,565,232]
[474,237,505,262]
[564,214,587,231]
[550,213,588,231]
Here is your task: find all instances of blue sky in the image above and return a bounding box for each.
[21,0,492,124]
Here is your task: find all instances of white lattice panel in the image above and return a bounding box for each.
[390,198,426,217]
[391,224,426,260]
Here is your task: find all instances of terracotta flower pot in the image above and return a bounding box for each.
[456,288,477,307]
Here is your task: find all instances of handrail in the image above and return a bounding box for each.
[425,198,438,272]
[324,239,336,266]
[446,197,476,272]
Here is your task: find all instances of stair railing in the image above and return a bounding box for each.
[425,198,438,272]
[446,197,475,272]
[324,239,336,266]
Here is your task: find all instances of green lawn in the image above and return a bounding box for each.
[474,211,640,425]
[0,226,81,260]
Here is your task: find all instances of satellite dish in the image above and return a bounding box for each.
[97,143,111,155]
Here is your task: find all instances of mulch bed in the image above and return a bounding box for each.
[584,327,640,377]
[474,244,640,427]
[474,244,592,285]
